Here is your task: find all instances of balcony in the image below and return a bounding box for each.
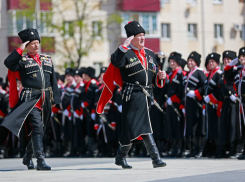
[118,0,160,12]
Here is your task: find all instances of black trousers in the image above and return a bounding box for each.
[27,107,43,136]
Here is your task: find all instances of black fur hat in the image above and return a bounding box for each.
[60,75,65,83]
[84,67,95,78]
[124,21,145,38]
[206,53,221,65]
[168,52,182,64]
[100,67,107,74]
[75,67,86,78]
[55,72,60,82]
[18,28,41,44]
[238,47,245,58]
[188,51,201,67]
[179,59,187,69]
[0,77,3,87]
[65,68,75,76]
[222,50,237,62]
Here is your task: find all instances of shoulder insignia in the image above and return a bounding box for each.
[216,70,222,74]
[91,79,97,84]
[0,90,6,94]
[144,47,154,53]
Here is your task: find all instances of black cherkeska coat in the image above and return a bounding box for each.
[164,68,184,139]
[225,63,245,140]
[182,67,207,137]
[204,68,222,140]
[218,69,239,145]
[0,49,61,145]
[111,45,161,146]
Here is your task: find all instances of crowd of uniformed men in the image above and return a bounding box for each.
[1,47,245,160]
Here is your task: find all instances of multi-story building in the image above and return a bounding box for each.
[0,0,111,78]
[117,0,245,69]
[1,0,245,79]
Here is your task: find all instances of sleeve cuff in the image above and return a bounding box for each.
[119,45,128,53]
[209,94,218,105]
[111,122,116,127]
[91,109,95,114]
[194,89,202,101]
[94,124,99,130]
[16,48,23,55]
[171,95,181,104]
[83,101,89,107]
[156,76,165,88]
[179,105,185,110]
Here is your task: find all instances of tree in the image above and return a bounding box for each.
[51,0,122,69]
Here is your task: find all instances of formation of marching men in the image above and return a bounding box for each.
[2,47,245,160]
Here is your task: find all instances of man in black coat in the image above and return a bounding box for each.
[164,52,184,157]
[98,21,167,169]
[203,53,222,157]
[0,28,61,170]
[216,50,239,158]
[182,51,207,158]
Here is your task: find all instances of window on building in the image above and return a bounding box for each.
[64,22,74,38]
[161,23,170,39]
[92,21,102,37]
[94,62,103,77]
[214,24,223,40]
[186,0,197,5]
[160,0,170,8]
[16,13,24,33]
[188,24,197,39]
[213,0,222,4]
[40,12,52,34]
[121,13,158,36]
[241,24,245,40]
[8,10,52,36]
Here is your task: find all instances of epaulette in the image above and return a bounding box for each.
[196,67,204,71]
[91,79,97,84]
[144,47,154,53]
[40,54,51,58]
[216,70,222,74]
[71,80,77,87]
[0,89,6,94]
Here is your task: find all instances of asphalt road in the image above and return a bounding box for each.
[0,157,245,182]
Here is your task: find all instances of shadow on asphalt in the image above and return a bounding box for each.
[0,169,26,171]
[52,168,122,171]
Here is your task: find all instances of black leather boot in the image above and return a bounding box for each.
[115,144,132,169]
[22,141,36,170]
[32,135,51,170]
[142,134,167,168]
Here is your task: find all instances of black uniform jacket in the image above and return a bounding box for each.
[0,49,61,145]
[111,45,162,146]
[182,67,207,137]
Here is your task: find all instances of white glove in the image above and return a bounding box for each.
[80,115,83,120]
[81,102,85,108]
[91,113,96,120]
[182,109,185,114]
[187,90,195,98]
[51,112,54,117]
[63,109,69,116]
[167,98,172,105]
[230,94,237,102]
[74,112,79,118]
[118,105,122,113]
[204,95,210,103]
[203,109,205,116]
